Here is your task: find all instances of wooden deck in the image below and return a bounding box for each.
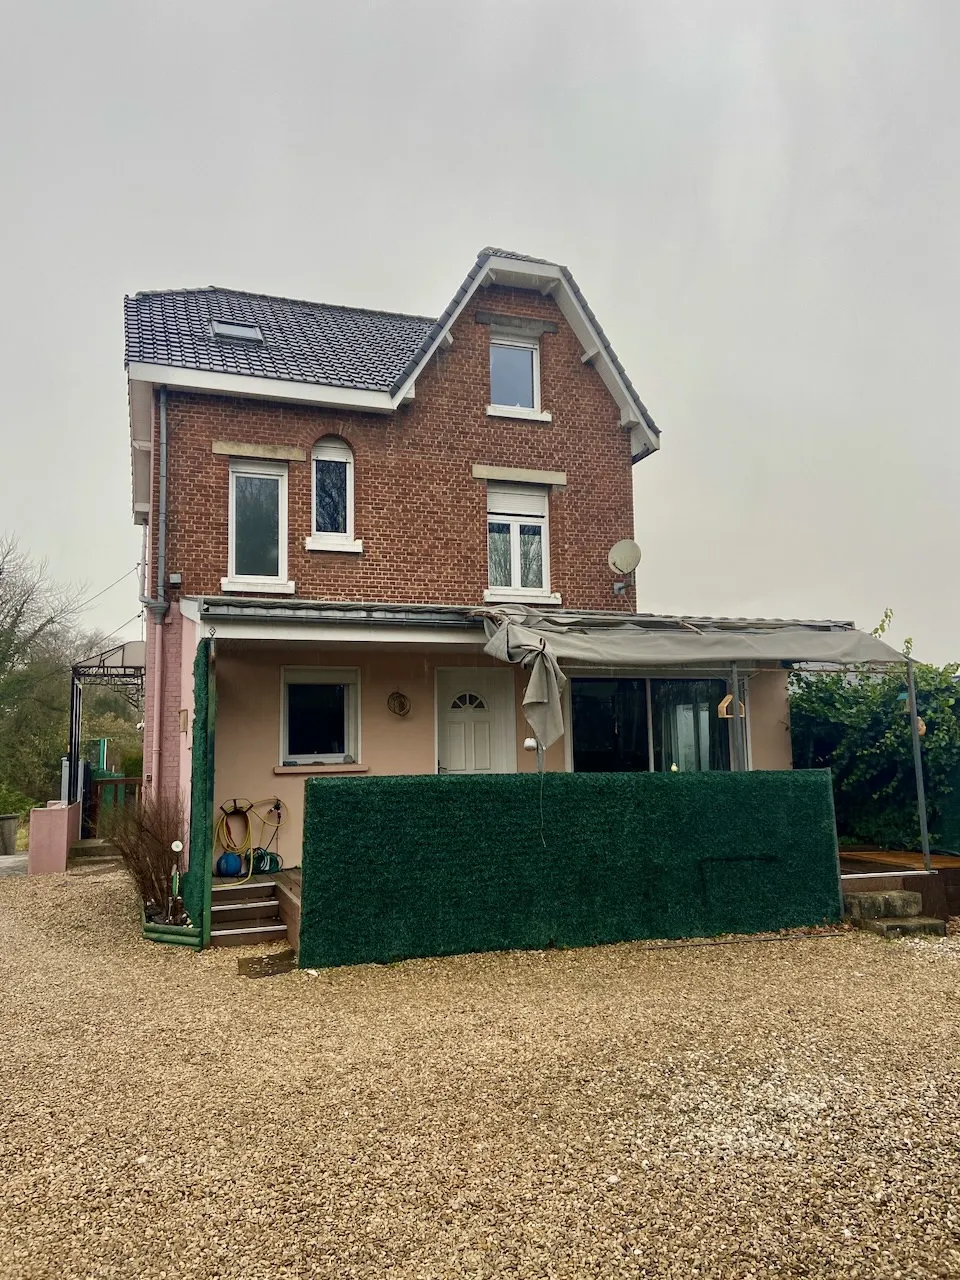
[840,849,960,919]
[840,849,960,873]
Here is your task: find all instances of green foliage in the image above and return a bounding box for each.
[299,771,841,969]
[0,537,143,805]
[789,621,960,848]
[0,782,33,818]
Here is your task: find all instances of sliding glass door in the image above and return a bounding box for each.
[571,677,731,773]
[571,679,649,772]
[650,679,730,773]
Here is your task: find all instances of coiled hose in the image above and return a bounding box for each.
[214,797,286,881]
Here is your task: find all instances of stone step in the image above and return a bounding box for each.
[210,923,289,948]
[844,890,923,921]
[211,880,277,904]
[211,899,281,925]
[860,915,946,939]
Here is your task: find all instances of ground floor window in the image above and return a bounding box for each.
[571,677,731,773]
[282,668,359,765]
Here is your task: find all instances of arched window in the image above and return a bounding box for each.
[305,437,362,553]
[450,692,487,710]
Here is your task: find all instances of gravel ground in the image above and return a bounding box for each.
[1,871,960,1280]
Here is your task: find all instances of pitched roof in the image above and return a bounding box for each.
[387,248,659,443]
[124,287,435,392]
[124,250,659,448]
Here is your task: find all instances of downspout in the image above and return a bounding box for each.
[139,387,169,793]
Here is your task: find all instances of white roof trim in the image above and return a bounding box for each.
[127,363,398,414]
[392,255,659,455]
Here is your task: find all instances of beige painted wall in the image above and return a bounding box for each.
[213,645,565,867]
[748,669,793,770]
[213,646,791,866]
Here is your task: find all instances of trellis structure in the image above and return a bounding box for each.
[67,639,146,803]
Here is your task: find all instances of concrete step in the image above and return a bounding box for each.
[69,839,119,859]
[211,899,281,925]
[211,880,277,904]
[860,915,946,939]
[210,923,289,948]
[844,890,923,921]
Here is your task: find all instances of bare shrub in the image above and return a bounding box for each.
[104,790,186,923]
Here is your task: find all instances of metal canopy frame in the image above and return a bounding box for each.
[67,640,146,803]
[789,655,931,871]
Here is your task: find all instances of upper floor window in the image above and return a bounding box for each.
[485,482,556,602]
[305,437,363,554]
[490,338,539,411]
[222,458,294,594]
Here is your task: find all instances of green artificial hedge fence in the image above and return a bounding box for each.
[299,770,842,969]
[182,639,215,943]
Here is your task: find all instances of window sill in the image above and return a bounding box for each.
[304,535,364,554]
[483,588,563,605]
[486,405,552,424]
[220,577,296,595]
[273,764,369,775]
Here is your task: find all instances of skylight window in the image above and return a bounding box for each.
[210,319,264,343]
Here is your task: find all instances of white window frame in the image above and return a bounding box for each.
[487,335,552,423]
[221,458,294,595]
[483,482,561,604]
[305,437,363,554]
[280,667,360,766]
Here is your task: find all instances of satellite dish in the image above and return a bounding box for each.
[608,539,642,575]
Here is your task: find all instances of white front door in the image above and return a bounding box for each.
[436,668,517,774]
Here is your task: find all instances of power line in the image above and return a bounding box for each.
[78,564,140,610]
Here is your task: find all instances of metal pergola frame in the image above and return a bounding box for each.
[67,640,145,804]
[789,654,931,871]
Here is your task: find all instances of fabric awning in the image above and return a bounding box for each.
[481,605,904,749]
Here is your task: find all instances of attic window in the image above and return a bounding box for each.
[210,319,264,343]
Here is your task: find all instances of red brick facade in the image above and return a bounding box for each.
[150,285,637,612]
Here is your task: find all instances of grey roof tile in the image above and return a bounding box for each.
[124,286,435,392]
[124,251,658,442]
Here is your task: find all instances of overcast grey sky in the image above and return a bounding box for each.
[1,0,957,660]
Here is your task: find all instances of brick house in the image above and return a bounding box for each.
[126,247,811,906]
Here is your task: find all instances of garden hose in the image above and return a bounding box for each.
[214,798,287,881]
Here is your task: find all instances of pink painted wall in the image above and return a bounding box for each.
[28,802,81,875]
[143,603,191,801]
[178,614,198,854]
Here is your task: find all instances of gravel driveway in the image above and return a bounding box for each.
[1,869,959,1280]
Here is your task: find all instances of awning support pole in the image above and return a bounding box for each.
[906,657,932,871]
[730,662,742,772]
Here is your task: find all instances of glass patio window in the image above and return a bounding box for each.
[570,677,732,773]
[651,679,731,773]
